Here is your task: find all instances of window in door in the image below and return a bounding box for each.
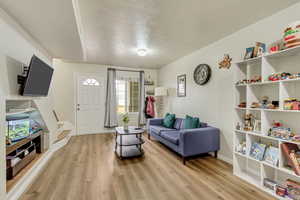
[116,80,139,113]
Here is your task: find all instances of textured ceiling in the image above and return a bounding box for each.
[0,0,299,68]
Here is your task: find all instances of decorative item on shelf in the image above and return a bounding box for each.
[177,74,186,97]
[236,141,246,155]
[251,102,260,108]
[286,179,300,199]
[261,96,269,108]
[263,178,278,191]
[268,73,281,81]
[284,98,300,111]
[238,102,246,108]
[249,75,262,83]
[244,47,255,60]
[193,64,211,85]
[268,39,284,53]
[293,135,300,142]
[144,75,154,85]
[244,113,254,131]
[276,184,287,197]
[268,72,300,82]
[268,121,294,140]
[253,42,266,57]
[254,119,261,132]
[264,145,279,166]
[236,79,249,85]
[236,122,241,130]
[218,54,232,69]
[122,113,130,131]
[260,96,279,110]
[284,21,300,49]
[250,142,267,161]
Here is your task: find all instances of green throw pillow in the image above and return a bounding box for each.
[184,115,200,129]
[163,113,176,128]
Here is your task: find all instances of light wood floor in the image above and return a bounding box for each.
[20,134,275,200]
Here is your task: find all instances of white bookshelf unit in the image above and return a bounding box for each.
[234,46,300,199]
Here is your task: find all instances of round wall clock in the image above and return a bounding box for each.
[193,64,211,85]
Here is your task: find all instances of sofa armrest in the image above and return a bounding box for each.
[148,118,164,126]
[147,118,164,131]
[179,127,220,157]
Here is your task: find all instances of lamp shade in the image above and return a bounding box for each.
[155,87,168,96]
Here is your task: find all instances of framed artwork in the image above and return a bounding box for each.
[177,74,186,97]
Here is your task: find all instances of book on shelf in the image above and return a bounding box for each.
[286,179,300,200]
[281,143,300,175]
[264,146,279,166]
[250,142,267,161]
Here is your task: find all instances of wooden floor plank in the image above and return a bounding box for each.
[20,134,275,200]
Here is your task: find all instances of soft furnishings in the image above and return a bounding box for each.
[148,117,220,164]
[104,68,118,128]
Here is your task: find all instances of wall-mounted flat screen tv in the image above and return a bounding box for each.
[20,55,54,97]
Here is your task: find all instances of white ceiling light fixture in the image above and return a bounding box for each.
[137,49,147,56]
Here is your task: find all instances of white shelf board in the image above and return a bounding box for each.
[234,56,262,65]
[235,107,247,110]
[6,108,36,117]
[265,45,300,59]
[236,78,300,87]
[234,151,247,159]
[235,107,300,113]
[235,130,300,145]
[235,84,247,87]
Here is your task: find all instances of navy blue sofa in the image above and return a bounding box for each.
[148,118,220,164]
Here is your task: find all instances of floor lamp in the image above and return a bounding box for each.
[155,87,168,117]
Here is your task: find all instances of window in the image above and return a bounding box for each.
[116,80,139,113]
[82,78,100,86]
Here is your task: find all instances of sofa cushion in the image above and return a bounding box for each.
[184,115,200,129]
[150,125,174,136]
[160,131,180,145]
[163,113,176,128]
[173,118,183,130]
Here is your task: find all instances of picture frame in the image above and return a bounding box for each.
[244,47,254,60]
[177,74,186,97]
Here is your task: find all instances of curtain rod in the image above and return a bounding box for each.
[108,68,144,73]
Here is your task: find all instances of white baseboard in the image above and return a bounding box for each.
[217,153,233,165]
[6,134,72,200]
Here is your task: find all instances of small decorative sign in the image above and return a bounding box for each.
[219,54,232,69]
[177,74,186,97]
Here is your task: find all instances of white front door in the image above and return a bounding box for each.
[76,73,104,135]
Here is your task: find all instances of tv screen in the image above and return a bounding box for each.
[21,55,54,96]
[6,119,30,142]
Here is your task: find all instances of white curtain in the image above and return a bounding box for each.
[138,71,146,126]
[104,68,118,128]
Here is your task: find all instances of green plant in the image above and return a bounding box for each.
[122,113,130,124]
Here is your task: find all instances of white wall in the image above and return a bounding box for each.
[52,59,158,133]
[158,2,300,163]
[0,9,57,198]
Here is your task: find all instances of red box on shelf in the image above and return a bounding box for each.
[292,102,300,110]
